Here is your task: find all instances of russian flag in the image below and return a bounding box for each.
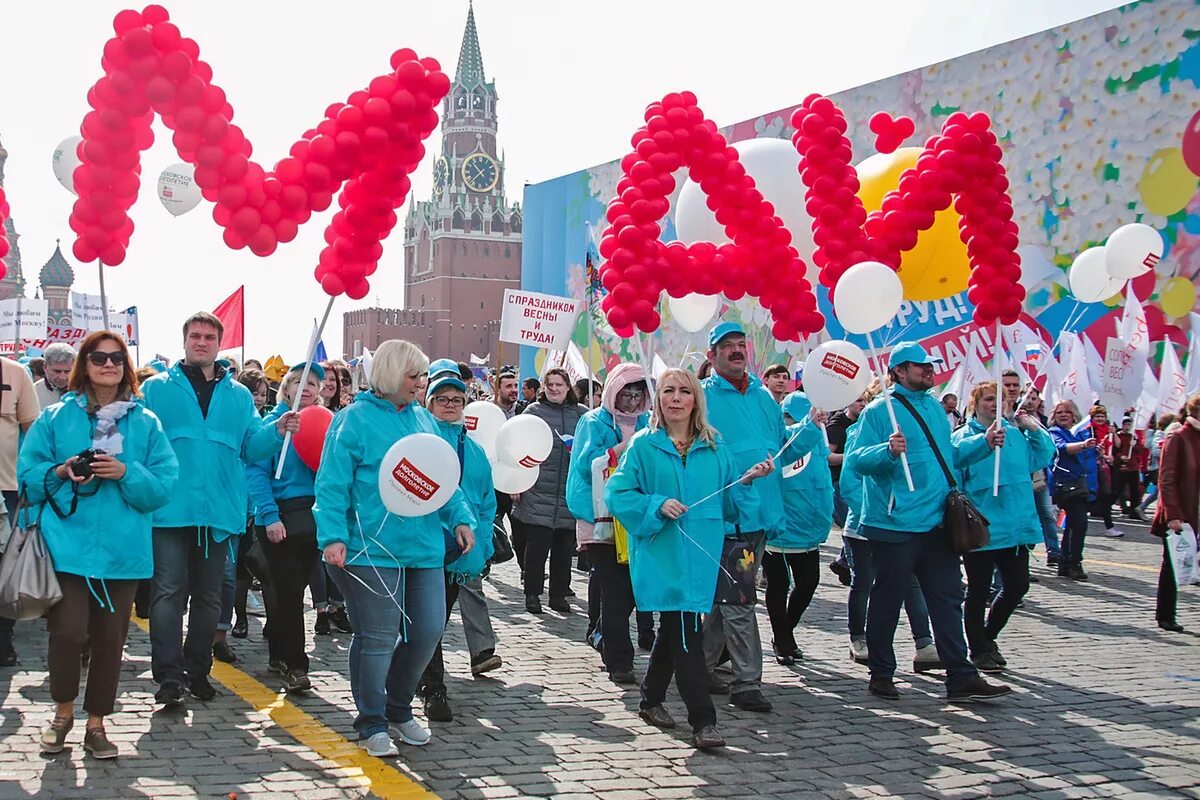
[1025,343,1042,364]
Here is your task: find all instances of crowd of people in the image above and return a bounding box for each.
[0,312,1188,760]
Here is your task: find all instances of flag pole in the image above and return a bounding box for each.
[864,329,915,491]
[97,261,109,330]
[992,321,1003,497]
[275,296,335,480]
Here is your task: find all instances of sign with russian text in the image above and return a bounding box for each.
[0,298,48,342]
[499,289,582,350]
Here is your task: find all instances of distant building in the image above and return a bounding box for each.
[342,1,522,361]
[0,137,27,302]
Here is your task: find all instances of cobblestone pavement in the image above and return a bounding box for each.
[1,517,1197,800]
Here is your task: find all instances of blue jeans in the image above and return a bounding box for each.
[329,564,446,738]
[832,484,850,529]
[218,539,237,632]
[866,528,976,689]
[844,536,932,647]
[150,527,228,685]
[1033,485,1060,558]
[309,559,344,611]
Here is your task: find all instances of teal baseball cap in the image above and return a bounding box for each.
[288,361,327,381]
[427,374,467,401]
[428,358,460,379]
[708,321,745,348]
[888,342,941,367]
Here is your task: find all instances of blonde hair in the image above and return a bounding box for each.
[369,340,429,397]
[649,368,719,448]
[1051,399,1082,426]
[277,368,321,407]
[965,380,997,418]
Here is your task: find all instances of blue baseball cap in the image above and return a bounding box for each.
[708,321,745,348]
[888,342,941,368]
[288,361,327,381]
[427,374,467,401]
[781,391,812,422]
[428,358,460,379]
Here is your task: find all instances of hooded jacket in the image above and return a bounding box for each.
[434,417,497,579]
[770,392,834,552]
[510,397,587,530]
[245,399,316,527]
[565,363,650,546]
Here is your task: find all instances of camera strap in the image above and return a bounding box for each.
[43,466,79,520]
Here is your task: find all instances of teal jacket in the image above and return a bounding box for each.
[434,418,496,579]
[702,372,822,536]
[839,422,866,534]
[245,400,316,527]
[142,364,282,541]
[18,393,179,582]
[566,406,650,524]
[773,392,833,551]
[314,391,476,569]
[845,384,992,536]
[952,416,1056,551]
[605,428,760,613]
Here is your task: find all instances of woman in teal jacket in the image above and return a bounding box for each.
[315,340,477,758]
[952,380,1055,673]
[20,332,178,760]
[606,368,772,751]
[765,392,833,665]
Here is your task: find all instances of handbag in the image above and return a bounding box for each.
[894,395,991,555]
[0,489,62,620]
[1051,470,1089,505]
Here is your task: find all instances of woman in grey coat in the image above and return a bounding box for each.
[511,367,587,614]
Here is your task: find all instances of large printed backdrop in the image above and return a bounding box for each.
[520,0,1200,379]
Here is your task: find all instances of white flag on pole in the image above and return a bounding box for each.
[1157,342,1188,418]
[1185,313,1200,395]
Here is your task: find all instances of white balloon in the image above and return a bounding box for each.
[377,433,460,517]
[833,261,904,334]
[158,163,202,216]
[782,452,811,479]
[52,136,82,196]
[802,340,872,412]
[495,414,554,468]
[667,293,720,333]
[673,138,818,283]
[1068,246,1125,303]
[1105,223,1163,280]
[492,462,540,494]
[463,400,506,461]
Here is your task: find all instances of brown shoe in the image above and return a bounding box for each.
[40,715,73,754]
[83,726,119,759]
[692,724,725,749]
[638,704,676,729]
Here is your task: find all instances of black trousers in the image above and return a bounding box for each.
[255,515,318,672]
[640,611,715,732]
[419,579,461,694]
[762,550,820,656]
[1112,470,1140,512]
[962,546,1029,656]
[1157,537,1179,625]
[496,493,522,569]
[518,522,574,600]
[589,544,635,673]
[1061,496,1090,568]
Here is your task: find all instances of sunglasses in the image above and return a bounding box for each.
[87,351,127,366]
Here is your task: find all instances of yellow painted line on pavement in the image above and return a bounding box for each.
[132,619,437,799]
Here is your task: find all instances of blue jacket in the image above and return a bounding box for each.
[434,418,496,579]
[566,406,650,524]
[245,400,316,527]
[314,391,476,569]
[952,417,1056,550]
[18,393,179,582]
[606,428,760,613]
[773,392,833,551]
[142,364,282,541]
[1048,424,1099,500]
[702,372,821,535]
[845,384,992,536]
[840,422,866,534]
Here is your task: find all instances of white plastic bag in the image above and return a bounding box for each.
[1167,526,1199,588]
[591,453,615,543]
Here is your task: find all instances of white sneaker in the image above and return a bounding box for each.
[848,636,868,664]
[390,718,431,746]
[361,731,398,757]
[1103,527,1126,538]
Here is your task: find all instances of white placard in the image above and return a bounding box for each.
[0,298,49,342]
[498,289,582,350]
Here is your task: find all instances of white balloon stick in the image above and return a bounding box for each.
[865,330,915,492]
[993,321,1003,498]
[275,297,335,480]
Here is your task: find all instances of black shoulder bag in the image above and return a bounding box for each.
[893,395,991,555]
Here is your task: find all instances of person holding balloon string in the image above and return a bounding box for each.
[244,361,331,694]
[315,340,477,758]
[605,367,775,750]
[951,380,1055,674]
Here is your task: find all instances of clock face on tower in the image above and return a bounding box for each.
[461,153,499,193]
[433,157,449,197]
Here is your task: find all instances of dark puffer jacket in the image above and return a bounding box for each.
[510,399,587,531]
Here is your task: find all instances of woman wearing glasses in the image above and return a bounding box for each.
[20,332,179,759]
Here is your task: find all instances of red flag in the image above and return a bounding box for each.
[212,285,245,350]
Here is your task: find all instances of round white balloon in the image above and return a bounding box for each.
[377,433,460,517]
[1068,246,1125,303]
[833,261,904,334]
[52,136,82,196]
[668,293,720,333]
[1105,223,1163,280]
[803,340,872,412]
[492,462,540,494]
[158,163,202,216]
[495,414,554,468]
[463,400,506,460]
[782,452,811,479]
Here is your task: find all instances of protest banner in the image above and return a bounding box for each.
[0,298,49,344]
[499,289,582,350]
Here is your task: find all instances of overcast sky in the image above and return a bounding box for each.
[0,0,1123,363]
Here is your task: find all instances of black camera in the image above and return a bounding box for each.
[69,449,106,479]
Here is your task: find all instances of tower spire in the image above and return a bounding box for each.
[455,1,486,89]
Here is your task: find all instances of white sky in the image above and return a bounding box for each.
[0,0,1124,363]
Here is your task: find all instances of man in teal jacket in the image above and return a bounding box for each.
[844,342,1011,704]
[701,322,823,713]
[142,312,298,707]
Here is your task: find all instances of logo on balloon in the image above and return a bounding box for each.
[820,352,860,381]
[518,455,542,469]
[391,458,439,501]
[463,415,479,431]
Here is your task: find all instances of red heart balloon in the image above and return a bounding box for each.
[293,405,334,472]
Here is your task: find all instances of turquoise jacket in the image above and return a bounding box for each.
[845,384,992,536]
[839,422,866,534]
[314,391,476,569]
[702,372,822,536]
[605,428,760,613]
[18,393,179,582]
[142,364,282,542]
[772,392,833,551]
[245,400,316,527]
[952,416,1056,551]
[566,406,650,524]
[434,418,496,579]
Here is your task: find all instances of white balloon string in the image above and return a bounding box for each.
[674,520,738,586]
[865,329,915,492]
[341,510,412,626]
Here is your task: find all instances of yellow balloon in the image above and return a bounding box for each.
[1159,275,1197,319]
[855,148,970,302]
[1138,148,1199,217]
